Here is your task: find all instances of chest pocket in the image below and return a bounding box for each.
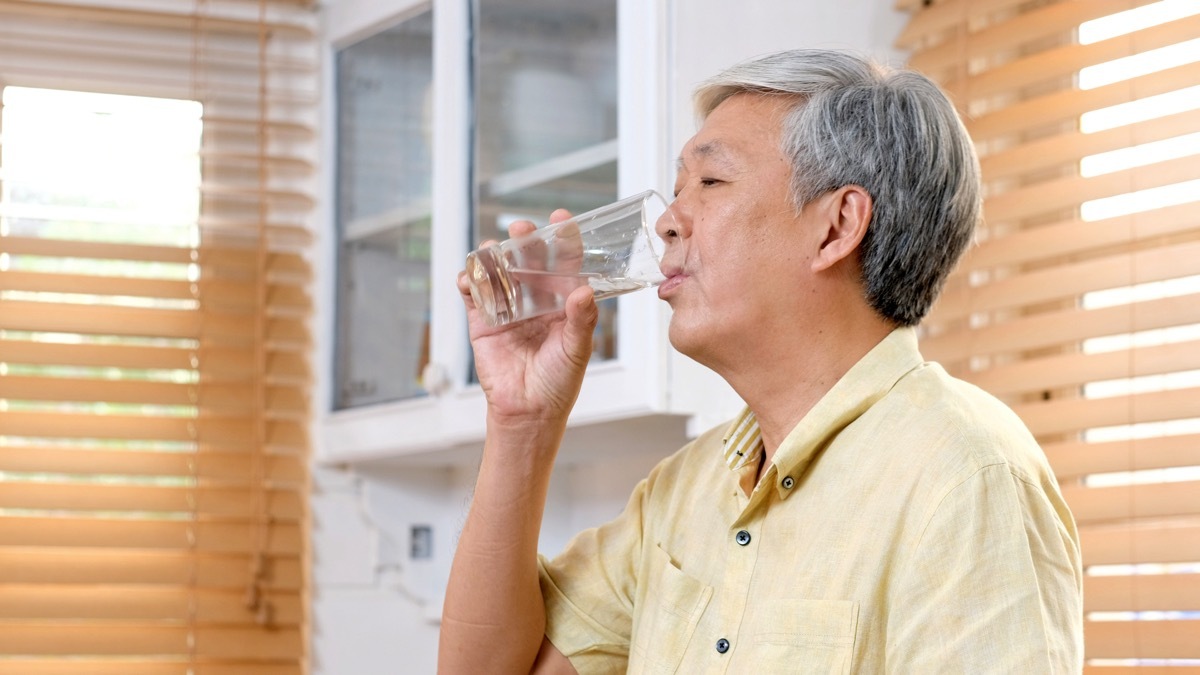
[628,543,713,675]
[733,598,859,675]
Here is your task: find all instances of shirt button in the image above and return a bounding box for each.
[716,638,730,654]
[735,530,751,546]
[782,476,795,489]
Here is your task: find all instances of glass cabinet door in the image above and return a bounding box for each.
[333,10,434,410]
[472,0,620,358]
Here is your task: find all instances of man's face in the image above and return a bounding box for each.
[658,92,820,367]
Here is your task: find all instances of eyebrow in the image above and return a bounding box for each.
[676,139,737,173]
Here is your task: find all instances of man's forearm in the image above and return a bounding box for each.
[438,418,565,674]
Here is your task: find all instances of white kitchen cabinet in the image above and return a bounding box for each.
[320,0,740,468]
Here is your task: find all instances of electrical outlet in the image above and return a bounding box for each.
[410,525,433,560]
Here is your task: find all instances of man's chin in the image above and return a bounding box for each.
[668,319,715,365]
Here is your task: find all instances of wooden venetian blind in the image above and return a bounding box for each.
[0,1,316,673]
[901,0,1200,668]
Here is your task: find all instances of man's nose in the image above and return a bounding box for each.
[655,198,689,242]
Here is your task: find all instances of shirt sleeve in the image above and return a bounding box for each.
[538,474,650,675]
[885,462,1084,673]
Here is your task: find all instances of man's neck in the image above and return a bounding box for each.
[726,313,895,465]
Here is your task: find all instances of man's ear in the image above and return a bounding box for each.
[811,185,872,273]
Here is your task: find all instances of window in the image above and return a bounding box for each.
[0,1,316,671]
[901,0,1200,665]
[333,10,434,410]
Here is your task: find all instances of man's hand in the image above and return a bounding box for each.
[458,211,599,429]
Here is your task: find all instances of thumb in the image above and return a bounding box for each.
[549,208,574,225]
[561,285,598,367]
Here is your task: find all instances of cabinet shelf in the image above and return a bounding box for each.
[320,354,697,469]
[485,138,618,197]
[343,198,432,241]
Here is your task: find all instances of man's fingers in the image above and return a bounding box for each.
[561,286,598,366]
[508,220,537,237]
[549,208,573,225]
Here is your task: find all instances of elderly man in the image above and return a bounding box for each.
[439,49,1083,673]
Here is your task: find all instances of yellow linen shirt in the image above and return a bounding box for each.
[538,328,1083,673]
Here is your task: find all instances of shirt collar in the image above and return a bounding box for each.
[721,327,926,499]
[722,408,763,471]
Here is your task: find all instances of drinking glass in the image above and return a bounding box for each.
[465,190,672,327]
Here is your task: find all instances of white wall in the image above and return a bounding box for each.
[310,465,451,675]
[310,448,662,675]
[668,1,906,153]
[310,2,906,674]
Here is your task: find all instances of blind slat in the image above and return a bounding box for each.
[1080,523,1200,566]
[0,235,312,273]
[984,155,1200,224]
[0,44,315,95]
[0,446,306,483]
[1084,619,1200,659]
[1085,572,1200,612]
[201,151,315,172]
[0,272,310,311]
[908,0,1160,76]
[0,548,301,588]
[0,376,307,413]
[0,623,303,658]
[0,340,311,383]
[0,482,304,520]
[0,516,303,554]
[942,13,1200,101]
[0,300,310,346]
[959,202,1200,272]
[1011,387,1200,438]
[0,235,183,262]
[0,0,314,37]
[931,239,1200,322]
[0,663,302,675]
[967,60,1200,143]
[1045,435,1200,482]
[979,108,1200,183]
[0,585,302,624]
[966,339,1200,398]
[0,339,193,370]
[0,273,192,302]
[0,410,252,443]
[0,412,309,451]
[1064,480,1200,525]
[922,292,1200,363]
[1084,662,1200,667]
[896,0,1021,49]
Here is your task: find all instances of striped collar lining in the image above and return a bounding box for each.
[722,409,763,471]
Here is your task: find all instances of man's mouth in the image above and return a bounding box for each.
[658,268,686,299]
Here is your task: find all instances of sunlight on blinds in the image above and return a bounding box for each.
[1078,4,1200,480]
[1080,85,1200,133]
[1076,2,1198,665]
[0,0,315,671]
[0,85,203,480]
[902,0,1200,667]
[1077,0,1200,43]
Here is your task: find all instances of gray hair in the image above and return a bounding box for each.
[695,49,981,327]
